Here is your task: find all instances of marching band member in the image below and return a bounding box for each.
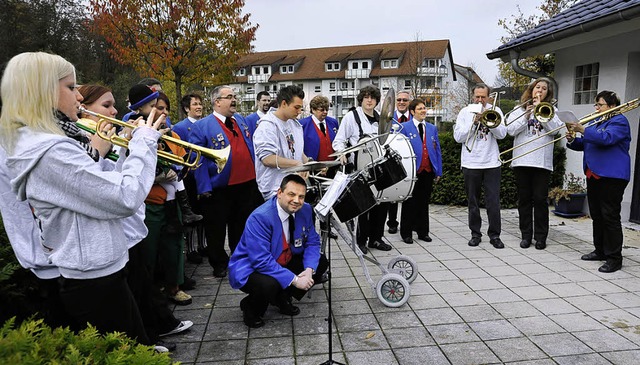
[0,52,164,343]
[387,91,413,234]
[453,83,507,249]
[506,77,563,250]
[566,90,631,273]
[246,91,272,131]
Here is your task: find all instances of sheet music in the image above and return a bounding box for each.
[315,171,351,219]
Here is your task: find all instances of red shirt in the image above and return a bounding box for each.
[217,116,255,185]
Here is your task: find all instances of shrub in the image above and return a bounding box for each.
[548,172,587,204]
[0,318,177,365]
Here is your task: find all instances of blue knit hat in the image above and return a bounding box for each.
[128,84,159,111]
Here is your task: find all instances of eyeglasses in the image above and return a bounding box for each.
[396,98,409,102]
[217,94,237,100]
[593,103,607,107]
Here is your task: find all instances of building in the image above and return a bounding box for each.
[230,40,482,123]
[487,0,640,223]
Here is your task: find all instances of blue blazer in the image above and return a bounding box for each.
[228,197,321,289]
[188,113,255,193]
[399,120,442,177]
[394,111,413,123]
[245,112,260,132]
[172,117,194,141]
[567,113,631,181]
[300,116,339,160]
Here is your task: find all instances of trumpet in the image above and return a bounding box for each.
[77,108,230,173]
[499,97,640,165]
[503,99,557,125]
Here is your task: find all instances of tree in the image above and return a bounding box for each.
[495,0,579,91]
[89,0,258,117]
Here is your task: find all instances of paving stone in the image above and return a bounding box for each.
[549,313,608,332]
[427,323,481,344]
[511,285,558,300]
[476,288,522,303]
[553,353,612,365]
[485,337,547,362]
[530,333,594,357]
[415,307,464,325]
[439,341,500,364]
[441,291,487,307]
[393,346,450,365]
[382,326,436,348]
[572,329,639,352]
[344,349,399,365]
[528,298,580,315]
[197,339,247,362]
[468,319,523,340]
[510,316,566,336]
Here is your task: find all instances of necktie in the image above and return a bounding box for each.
[319,122,326,136]
[288,215,295,244]
[419,122,425,141]
[225,117,238,137]
[399,115,407,123]
[277,215,295,266]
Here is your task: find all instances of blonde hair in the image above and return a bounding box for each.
[0,52,75,152]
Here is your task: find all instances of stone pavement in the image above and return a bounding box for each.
[169,205,640,365]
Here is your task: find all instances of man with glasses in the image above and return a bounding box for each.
[254,85,310,200]
[189,85,262,278]
[246,91,272,131]
[386,91,413,234]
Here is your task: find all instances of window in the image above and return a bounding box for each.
[280,66,287,73]
[280,65,294,74]
[264,85,270,91]
[362,61,369,69]
[329,82,336,91]
[574,63,599,104]
[333,62,340,70]
[352,62,359,69]
[263,66,269,74]
[288,65,294,73]
[404,79,412,88]
[253,67,261,75]
[237,68,245,76]
[341,81,349,89]
[314,85,321,93]
[391,60,397,68]
[325,62,340,71]
[327,63,333,70]
[382,60,390,68]
[246,86,254,93]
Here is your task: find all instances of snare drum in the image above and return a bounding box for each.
[356,134,416,203]
[332,173,376,222]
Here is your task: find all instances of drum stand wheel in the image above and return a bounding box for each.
[376,273,411,308]
[387,255,418,283]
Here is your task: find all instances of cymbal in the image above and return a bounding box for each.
[284,160,342,173]
[378,88,395,144]
[328,135,379,157]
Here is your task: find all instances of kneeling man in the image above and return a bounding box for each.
[229,174,329,328]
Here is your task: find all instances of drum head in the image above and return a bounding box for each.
[333,174,376,222]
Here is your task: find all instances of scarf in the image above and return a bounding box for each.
[55,111,100,162]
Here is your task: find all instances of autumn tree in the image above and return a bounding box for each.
[495,0,578,92]
[89,0,257,117]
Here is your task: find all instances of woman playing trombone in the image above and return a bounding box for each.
[0,52,165,343]
[506,77,563,250]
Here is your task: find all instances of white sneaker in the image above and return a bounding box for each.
[159,320,194,337]
[154,345,169,353]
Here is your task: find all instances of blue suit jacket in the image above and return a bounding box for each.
[188,113,255,193]
[567,113,631,181]
[399,120,443,176]
[228,197,321,289]
[172,117,195,141]
[394,111,413,123]
[245,112,260,132]
[299,116,339,160]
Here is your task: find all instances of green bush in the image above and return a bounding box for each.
[0,318,177,364]
[432,130,566,209]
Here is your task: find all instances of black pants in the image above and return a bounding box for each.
[462,167,501,239]
[357,203,389,246]
[183,173,207,253]
[587,176,628,263]
[387,203,398,229]
[58,268,150,345]
[514,167,551,243]
[239,254,329,318]
[201,180,262,271]
[400,171,435,238]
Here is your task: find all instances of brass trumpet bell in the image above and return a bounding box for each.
[479,109,502,128]
[533,102,555,123]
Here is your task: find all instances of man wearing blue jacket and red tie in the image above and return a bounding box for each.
[189,85,262,278]
[300,95,339,167]
[228,174,329,328]
[398,98,442,243]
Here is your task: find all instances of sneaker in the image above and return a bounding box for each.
[368,240,392,251]
[155,340,176,351]
[154,345,169,353]
[169,290,192,305]
[159,320,194,337]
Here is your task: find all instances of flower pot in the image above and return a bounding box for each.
[552,193,587,217]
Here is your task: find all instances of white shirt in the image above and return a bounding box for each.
[312,115,326,129]
[505,106,563,170]
[453,103,507,169]
[396,110,410,122]
[276,202,295,243]
[413,119,426,141]
[332,107,378,152]
[187,116,198,124]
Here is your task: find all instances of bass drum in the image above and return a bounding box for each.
[356,134,416,203]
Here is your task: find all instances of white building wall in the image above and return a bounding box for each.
[555,29,640,221]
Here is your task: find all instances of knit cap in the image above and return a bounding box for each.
[128,84,159,111]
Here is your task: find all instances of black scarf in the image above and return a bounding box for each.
[55,111,100,162]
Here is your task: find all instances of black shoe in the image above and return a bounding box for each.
[176,190,203,226]
[418,235,432,242]
[368,240,392,251]
[468,237,481,246]
[490,238,504,249]
[520,239,531,249]
[278,301,300,316]
[598,260,622,273]
[186,251,203,264]
[357,243,368,254]
[213,266,228,278]
[180,276,196,291]
[241,297,265,328]
[155,340,177,352]
[402,236,413,244]
[388,226,398,234]
[534,241,546,250]
[581,251,606,261]
[327,231,338,240]
[316,271,329,284]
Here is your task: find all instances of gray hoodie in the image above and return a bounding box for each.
[6,126,160,279]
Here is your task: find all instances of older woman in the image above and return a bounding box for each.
[0,52,164,343]
[506,77,563,250]
[566,90,630,273]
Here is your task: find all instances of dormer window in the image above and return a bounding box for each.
[325,62,340,71]
[280,65,294,74]
[236,68,246,76]
[382,60,398,69]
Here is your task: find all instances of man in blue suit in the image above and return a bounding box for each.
[189,85,262,278]
[387,90,413,234]
[245,91,272,131]
[229,174,329,328]
[398,99,442,243]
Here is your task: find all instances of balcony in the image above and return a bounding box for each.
[416,87,447,97]
[248,74,271,83]
[345,69,371,79]
[425,108,446,117]
[416,66,448,77]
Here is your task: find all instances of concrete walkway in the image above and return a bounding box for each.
[169,206,640,365]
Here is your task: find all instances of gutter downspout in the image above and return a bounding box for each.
[509,49,558,93]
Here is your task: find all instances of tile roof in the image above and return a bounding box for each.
[234,40,455,82]
[487,0,640,59]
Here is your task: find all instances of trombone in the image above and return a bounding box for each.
[77,108,230,173]
[464,91,504,152]
[499,97,640,165]
[503,99,557,125]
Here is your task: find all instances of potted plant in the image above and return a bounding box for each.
[548,173,587,217]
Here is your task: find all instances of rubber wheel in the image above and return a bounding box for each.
[387,255,418,283]
[376,273,411,307]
